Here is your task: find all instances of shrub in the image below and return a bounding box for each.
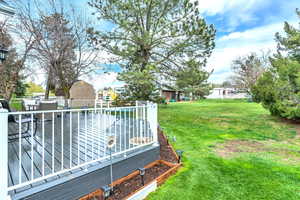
[252,9,300,119]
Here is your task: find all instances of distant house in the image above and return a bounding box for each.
[160,89,183,102]
[206,88,247,99]
[114,86,125,94]
[98,87,117,101]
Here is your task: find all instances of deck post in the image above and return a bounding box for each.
[0,109,9,200]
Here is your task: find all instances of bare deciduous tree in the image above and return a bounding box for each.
[12,0,99,102]
[231,51,270,95]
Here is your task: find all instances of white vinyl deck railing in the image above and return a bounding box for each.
[0,102,158,200]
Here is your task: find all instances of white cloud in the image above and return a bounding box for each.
[197,0,266,16]
[197,0,271,30]
[207,43,275,83]
[82,72,124,91]
[207,21,290,83]
[218,23,284,44]
[201,0,300,84]
[209,71,234,83]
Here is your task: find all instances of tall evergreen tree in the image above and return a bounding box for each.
[14,80,29,97]
[88,0,215,100]
[176,60,211,100]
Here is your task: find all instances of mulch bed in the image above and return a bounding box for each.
[82,128,179,200]
[158,129,179,163]
[98,163,170,200]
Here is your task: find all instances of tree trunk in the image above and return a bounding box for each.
[6,90,13,101]
[140,45,150,71]
[5,85,14,101]
[45,77,50,100]
[63,86,70,107]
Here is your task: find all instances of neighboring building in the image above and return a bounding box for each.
[114,86,125,94]
[97,87,118,101]
[206,88,247,99]
[69,80,96,107]
[160,89,183,102]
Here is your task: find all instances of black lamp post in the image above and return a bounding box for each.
[176,150,184,163]
[101,185,112,200]
[0,48,8,63]
[138,168,146,186]
[166,135,169,145]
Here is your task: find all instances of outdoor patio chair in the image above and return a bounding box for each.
[36,101,59,121]
[0,100,38,141]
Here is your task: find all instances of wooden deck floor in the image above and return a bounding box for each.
[7,112,152,195]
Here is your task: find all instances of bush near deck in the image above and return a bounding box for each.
[148,100,300,200]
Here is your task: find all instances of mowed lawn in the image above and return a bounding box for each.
[148,99,300,200]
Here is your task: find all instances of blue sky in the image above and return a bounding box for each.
[84,0,299,87]
[30,0,300,88]
[197,0,299,83]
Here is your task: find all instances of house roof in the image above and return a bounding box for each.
[161,88,184,92]
[0,0,15,16]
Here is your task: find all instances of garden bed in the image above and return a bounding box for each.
[80,128,181,200]
[158,129,179,163]
[103,161,171,200]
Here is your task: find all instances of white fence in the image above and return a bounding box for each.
[0,102,158,200]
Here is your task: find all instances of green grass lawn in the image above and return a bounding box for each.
[148,99,300,200]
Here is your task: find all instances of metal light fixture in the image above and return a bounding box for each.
[172,136,176,142]
[101,185,112,199]
[166,135,169,145]
[107,136,116,149]
[107,136,116,192]
[0,47,8,63]
[176,150,184,163]
[138,168,146,186]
